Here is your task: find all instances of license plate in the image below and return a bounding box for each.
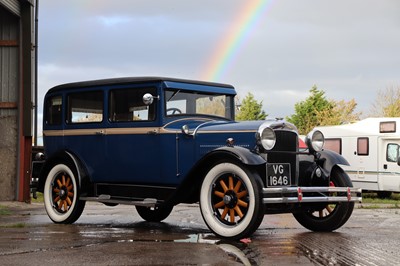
[266,163,291,187]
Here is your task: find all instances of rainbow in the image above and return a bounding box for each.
[201,0,273,82]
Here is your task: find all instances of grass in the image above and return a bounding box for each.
[31,192,44,203]
[0,223,26,228]
[359,192,400,209]
[0,205,11,215]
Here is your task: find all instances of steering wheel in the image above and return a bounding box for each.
[166,108,182,115]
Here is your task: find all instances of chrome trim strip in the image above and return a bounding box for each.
[43,126,258,137]
[262,186,362,204]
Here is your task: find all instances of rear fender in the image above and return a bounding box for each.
[37,151,91,195]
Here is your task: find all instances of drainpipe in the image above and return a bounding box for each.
[34,0,39,146]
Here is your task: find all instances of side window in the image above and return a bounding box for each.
[387,143,399,162]
[45,95,62,125]
[109,87,156,122]
[67,91,103,123]
[357,137,369,156]
[324,138,342,154]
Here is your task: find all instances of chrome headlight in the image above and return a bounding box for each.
[257,126,276,150]
[305,130,324,153]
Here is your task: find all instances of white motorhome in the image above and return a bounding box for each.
[316,118,400,198]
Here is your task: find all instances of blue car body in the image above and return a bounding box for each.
[32,77,361,239]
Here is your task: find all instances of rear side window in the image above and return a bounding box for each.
[45,96,62,126]
[324,138,342,154]
[67,91,103,123]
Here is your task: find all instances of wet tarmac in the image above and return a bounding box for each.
[0,202,399,265]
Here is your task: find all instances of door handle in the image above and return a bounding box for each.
[96,130,106,136]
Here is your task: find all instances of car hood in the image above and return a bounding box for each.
[163,118,297,135]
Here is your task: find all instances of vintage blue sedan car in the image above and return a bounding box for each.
[32,77,361,239]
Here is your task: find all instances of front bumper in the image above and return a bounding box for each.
[263,187,362,204]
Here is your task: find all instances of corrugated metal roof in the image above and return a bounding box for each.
[0,0,20,16]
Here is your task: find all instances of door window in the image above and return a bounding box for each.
[109,87,157,122]
[387,143,399,162]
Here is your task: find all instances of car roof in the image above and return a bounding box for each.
[47,77,234,93]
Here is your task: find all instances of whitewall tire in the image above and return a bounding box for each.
[44,163,85,224]
[199,162,264,239]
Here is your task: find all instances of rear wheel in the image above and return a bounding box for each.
[199,162,264,239]
[293,167,354,231]
[136,205,173,222]
[43,163,85,224]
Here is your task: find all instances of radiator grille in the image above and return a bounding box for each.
[267,130,299,185]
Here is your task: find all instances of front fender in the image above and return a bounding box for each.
[319,149,350,172]
[299,149,349,186]
[210,146,266,166]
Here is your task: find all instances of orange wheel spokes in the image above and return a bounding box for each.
[212,174,250,225]
[214,191,224,198]
[219,180,228,192]
[228,176,234,190]
[229,209,235,223]
[221,207,229,220]
[214,200,225,209]
[52,173,75,213]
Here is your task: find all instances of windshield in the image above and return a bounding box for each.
[165,89,234,120]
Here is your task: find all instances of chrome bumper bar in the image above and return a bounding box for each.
[262,187,362,204]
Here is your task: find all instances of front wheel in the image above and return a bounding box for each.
[199,162,264,240]
[43,163,85,224]
[293,167,354,231]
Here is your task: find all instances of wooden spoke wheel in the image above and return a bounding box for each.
[212,174,249,225]
[200,162,264,239]
[44,163,85,224]
[293,167,355,232]
[51,174,74,213]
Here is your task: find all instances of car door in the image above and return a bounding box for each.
[99,86,161,184]
[378,138,400,191]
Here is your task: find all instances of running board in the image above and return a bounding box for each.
[262,187,362,204]
[80,195,158,207]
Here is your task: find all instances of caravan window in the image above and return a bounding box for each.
[357,137,369,156]
[387,143,399,162]
[325,138,342,154]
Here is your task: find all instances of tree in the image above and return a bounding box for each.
[235,93,267,121]
[286,85,333,134]
[316,99,361,126]
[286,85,361,134]
[370,85,400,117]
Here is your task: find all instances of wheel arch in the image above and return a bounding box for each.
[37,150,91,195]
[172,147,266,204]
[319,149,350,173]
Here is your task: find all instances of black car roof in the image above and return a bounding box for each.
[48,77,234,93]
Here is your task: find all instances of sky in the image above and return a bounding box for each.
[37,0,400,131]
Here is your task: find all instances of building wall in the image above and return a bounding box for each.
[0,5,19,200]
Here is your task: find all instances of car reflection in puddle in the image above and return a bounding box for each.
[175,233,258,266]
